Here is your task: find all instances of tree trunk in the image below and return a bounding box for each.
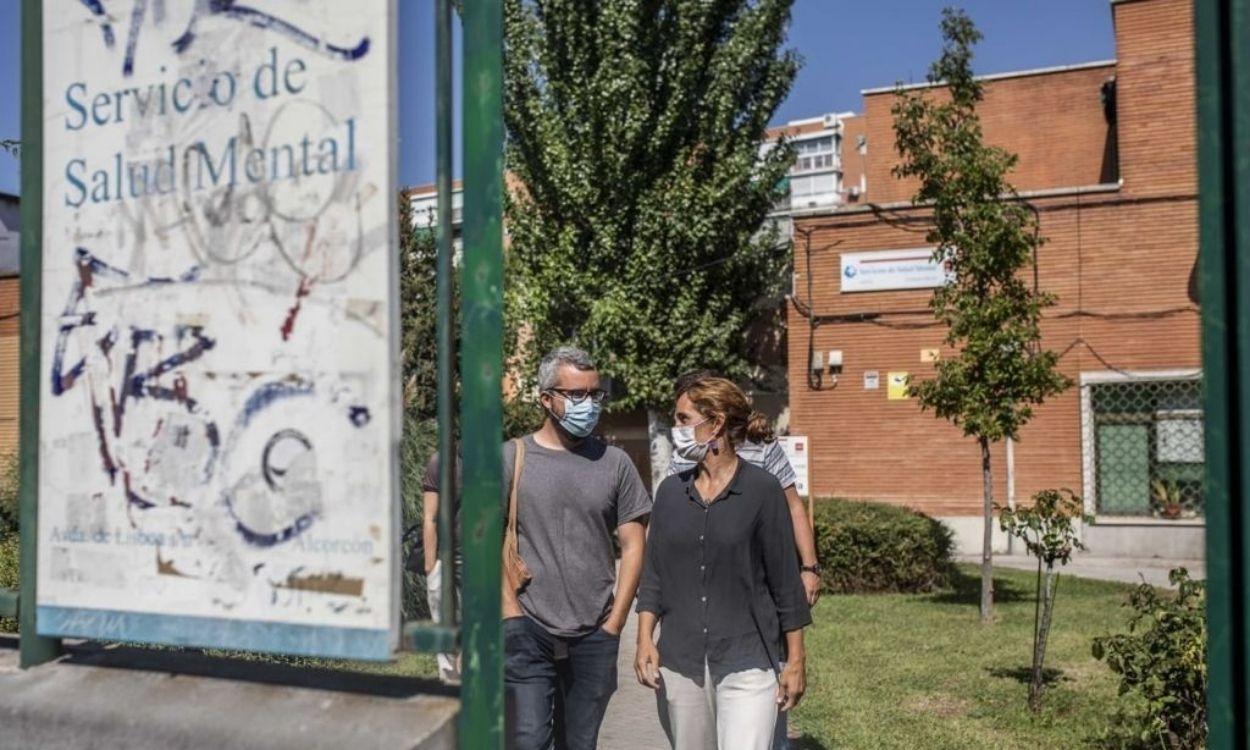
[1029,565,1058,712]
[646,407,672,492]
[979,436,994,624]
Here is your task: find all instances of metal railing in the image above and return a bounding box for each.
[1081,374,1205,519]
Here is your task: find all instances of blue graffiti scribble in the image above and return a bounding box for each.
[348,405,370,427]
[234,510,317,548]
[173,1,370,62]
[238,379,314,426]
[81,1,371,77]
[118,325,216,433]
[50,248,215,503]
[122,0,148,77]
[224,380,319,547]
[78,0,116,48]
[51,248,201,397]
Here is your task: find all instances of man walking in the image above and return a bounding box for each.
[504,346,651,750]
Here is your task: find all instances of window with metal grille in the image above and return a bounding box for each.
[1083,375,1204,519]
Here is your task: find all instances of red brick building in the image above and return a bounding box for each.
[0,192,20,460]
[785,0,1202,556]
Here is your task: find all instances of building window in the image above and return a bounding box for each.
[792,136,835,174]
[790,173,837,199]
[1081,374,1204,519]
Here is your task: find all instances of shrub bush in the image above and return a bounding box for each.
[0,534,15,632]
[0,452,16,539]
[0,453,16,632]
[1092,568,1207,749]
[813,498,955,594]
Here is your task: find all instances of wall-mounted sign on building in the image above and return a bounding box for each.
[840,248,952,293]
[777,436,810,497]
[887,372,911,400]
[37,0,398,659]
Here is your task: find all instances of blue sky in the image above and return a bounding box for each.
[0,1,1112,195]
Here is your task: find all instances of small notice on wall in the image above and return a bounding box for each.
[863,370,880,390]
[888,372,911,400]
[777,436,810,497]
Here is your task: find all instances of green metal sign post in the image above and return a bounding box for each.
[1196,0,1250,746]
[18,0,61,670]
[458,0,506,746]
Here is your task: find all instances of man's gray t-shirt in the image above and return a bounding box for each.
[504,434,652,637]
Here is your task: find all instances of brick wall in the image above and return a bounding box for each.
[858,62,1117,206]
[1113,0,1197,198]
[787,0,1198,515]
[0,276,18,458]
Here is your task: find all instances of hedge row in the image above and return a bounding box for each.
[813,498,955,594]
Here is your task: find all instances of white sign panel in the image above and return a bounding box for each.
[38,1,398,659]
[777,436,810,497]
[840,248,952,293]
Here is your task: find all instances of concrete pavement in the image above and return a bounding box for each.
[961,553,1206,587]
[0,638,458,750]
[599,607,670,750]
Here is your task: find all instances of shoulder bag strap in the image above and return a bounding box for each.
[508,437,525,534]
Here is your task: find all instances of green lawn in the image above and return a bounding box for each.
[790,564,1139,750]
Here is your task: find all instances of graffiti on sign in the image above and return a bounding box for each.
[37,0,399,659]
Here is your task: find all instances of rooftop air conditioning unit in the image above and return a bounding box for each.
[822,113,838,128]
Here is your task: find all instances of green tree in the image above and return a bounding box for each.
[998,489,1086,711]
[398,193,454,419]
[503,0,798,484]
[891,8,1070,623]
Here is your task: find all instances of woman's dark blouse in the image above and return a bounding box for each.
[636,460,812,683]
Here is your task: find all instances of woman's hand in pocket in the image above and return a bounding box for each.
[777,660,806,712]
[634,639,662,689]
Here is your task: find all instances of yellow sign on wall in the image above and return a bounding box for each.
[888,371,911,400]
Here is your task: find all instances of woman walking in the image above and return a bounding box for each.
[634,377,811,750]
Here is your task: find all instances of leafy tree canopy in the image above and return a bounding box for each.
[504,0,799,410]
[893,8,1069,442]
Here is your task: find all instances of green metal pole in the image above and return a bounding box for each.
[1196,0,1249,746]
[459,0,505,745]
[18,0,60,668]
[435,0,457,635]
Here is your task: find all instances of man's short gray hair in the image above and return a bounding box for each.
[538,346,597,391]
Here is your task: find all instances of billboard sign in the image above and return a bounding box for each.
[37,0,399,659]
[840,248,952,293]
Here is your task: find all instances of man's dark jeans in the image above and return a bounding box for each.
[505,615,619,750]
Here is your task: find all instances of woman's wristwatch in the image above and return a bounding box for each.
[800,563,822,575]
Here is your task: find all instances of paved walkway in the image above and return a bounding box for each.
[599,607,669,750]
[960,553,1206,587]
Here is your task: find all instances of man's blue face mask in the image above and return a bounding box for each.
[552,393,602,438]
